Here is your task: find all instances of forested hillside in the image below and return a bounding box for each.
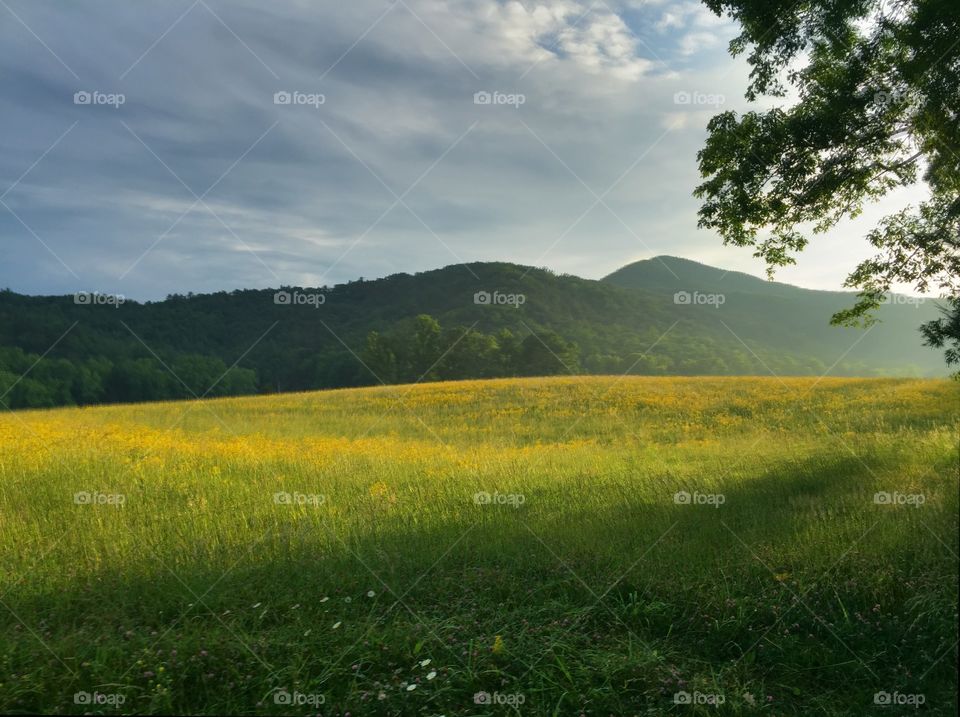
[0,258,945,408]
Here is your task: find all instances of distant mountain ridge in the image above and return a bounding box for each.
[602,255,941,372]
[0,256,948,408]
[605,255,813,296]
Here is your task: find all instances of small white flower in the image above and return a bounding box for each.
[344,596,352,603]
[419,659,431,667]
[406,684,417,691]
[332,621,342,629]
[319,597,329,603]
[426,670,437,680]
[367,590,376,598]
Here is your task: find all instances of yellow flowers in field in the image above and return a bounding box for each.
[0,375,956,717]
[0,377,955,482]
[368,480,397,505]
[0,377,954,550]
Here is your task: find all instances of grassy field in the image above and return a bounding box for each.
[0,376,957,715]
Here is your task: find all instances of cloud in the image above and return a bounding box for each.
[0,0,883,299]
[439,0,656,81]
[654,1,727,33]
[678,30,725,56]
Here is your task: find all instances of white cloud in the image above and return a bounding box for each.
[0,0,894,299]
[655,1,727,33]
[447,0,655,81]
[678,30,724,56]
[655,9,687,32]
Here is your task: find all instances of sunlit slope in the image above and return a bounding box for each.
[1,376,957,715]
[604,256,945,373]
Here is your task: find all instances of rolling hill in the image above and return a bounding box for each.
[0,257,948,408]
[603,255,943,374]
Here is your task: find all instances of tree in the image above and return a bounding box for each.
[438,327,500,380]
[494,329,522,376]
[921,297,960,368]
[104,359,176,402]
[695,0,959,365]
[362,331,398,384]
[517,330,580,377]
[409,314,443,382]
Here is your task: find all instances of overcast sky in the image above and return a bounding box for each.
[0,0,926,300]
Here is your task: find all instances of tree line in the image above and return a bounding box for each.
[2,311,886,410]
[0,346,256,409]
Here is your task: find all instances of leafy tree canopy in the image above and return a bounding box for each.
[696,0,959,362]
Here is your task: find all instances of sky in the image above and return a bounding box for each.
[0,0,927,300]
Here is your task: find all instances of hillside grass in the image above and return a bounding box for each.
[0,376,957,715]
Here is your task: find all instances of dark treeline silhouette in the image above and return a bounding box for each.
[0,258,946,409]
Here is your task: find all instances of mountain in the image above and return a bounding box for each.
[604,255,944,374]
[605,255,806,295]
[0,258,947,409]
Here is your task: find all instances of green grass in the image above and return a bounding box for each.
[0,376,957,715]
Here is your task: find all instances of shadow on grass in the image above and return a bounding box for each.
[3,450,957,715]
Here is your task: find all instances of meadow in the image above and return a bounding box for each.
[0,376,957,715]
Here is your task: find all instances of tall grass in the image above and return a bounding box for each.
[1,377,957,715]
